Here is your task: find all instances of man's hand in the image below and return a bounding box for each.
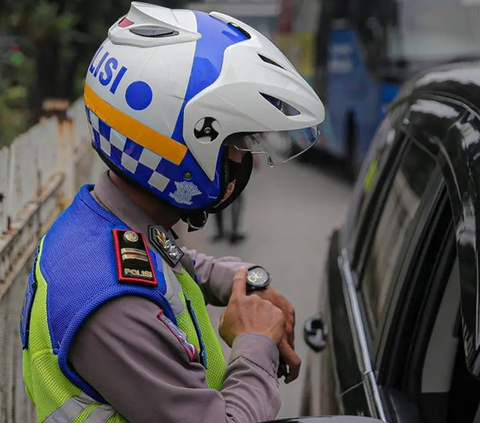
[219,268,286,347]
[254,286,301,384]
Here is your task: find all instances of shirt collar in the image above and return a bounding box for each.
[93,171,183,273]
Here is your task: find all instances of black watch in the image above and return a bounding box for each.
[246,266,271,292]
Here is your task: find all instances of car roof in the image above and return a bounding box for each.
[395,59,480,114]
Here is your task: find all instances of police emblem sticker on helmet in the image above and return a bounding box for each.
[169,181,202,205]
[112,229,158,286]
[149,225,184,268]
[157,310,198,361]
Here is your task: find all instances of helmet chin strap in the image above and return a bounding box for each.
[180,152,253,232]
[182,211,208,232]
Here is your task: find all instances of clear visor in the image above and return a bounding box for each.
[225,126,321,167]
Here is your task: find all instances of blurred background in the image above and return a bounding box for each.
[1,0,479,421]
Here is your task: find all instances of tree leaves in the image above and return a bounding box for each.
[1,0,187,120]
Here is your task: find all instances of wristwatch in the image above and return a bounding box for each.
[246,266,271,292]
[245,266,285,378]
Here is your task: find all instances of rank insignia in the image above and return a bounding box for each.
[148,225,184,268]
[112,229,157,286]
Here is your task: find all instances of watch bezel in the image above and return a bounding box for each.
[246,266,271,291]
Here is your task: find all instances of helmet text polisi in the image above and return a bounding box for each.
[88,46,128,94]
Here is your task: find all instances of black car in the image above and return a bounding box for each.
[261,418,385,423]
[302,60,480,423]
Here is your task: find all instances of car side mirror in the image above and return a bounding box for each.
[259,417,386,423]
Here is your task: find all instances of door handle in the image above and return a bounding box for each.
[304,313,329,352]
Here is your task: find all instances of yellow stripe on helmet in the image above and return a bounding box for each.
[84,83,187,165]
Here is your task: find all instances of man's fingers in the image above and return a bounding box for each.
[230,267,248,298]
[285,322,295,346]
[279,339,302,384]
[285,363,301,383]
[283,329,294,350]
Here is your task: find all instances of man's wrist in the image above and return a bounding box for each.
[209,261,260,304]
[230,333,280,377]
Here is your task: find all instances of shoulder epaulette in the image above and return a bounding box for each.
[112,229,157,286]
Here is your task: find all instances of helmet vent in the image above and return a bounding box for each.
[129,25,178,38]
[260,93,300,116]
[227,22,251,39]
[258,54,285,70]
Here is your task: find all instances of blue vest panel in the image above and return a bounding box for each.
[39,185,176,402]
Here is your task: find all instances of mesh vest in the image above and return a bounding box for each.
[21,186,226,423]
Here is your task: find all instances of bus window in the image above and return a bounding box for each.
[387,0,480,62]
[309,0,480,179]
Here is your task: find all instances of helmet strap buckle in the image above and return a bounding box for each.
[183,211,208,232]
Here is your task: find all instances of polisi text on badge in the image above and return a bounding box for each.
[124,268,153,279]
[89,46,127,94]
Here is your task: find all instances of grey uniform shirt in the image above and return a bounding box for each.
[68,172,281,423]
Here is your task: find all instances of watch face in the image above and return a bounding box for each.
[247,267,270,288]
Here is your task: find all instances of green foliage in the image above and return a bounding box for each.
[0,0,188,146]
[0,83,29,148]
[11,0,79,41]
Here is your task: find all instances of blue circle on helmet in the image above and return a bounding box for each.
[125,81,153,111]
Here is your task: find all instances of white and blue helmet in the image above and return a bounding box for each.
[85,2,325,219]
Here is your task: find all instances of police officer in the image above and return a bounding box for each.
[21,3,325,423]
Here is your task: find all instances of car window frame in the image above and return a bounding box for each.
[366,142,445,352]
[363,96,479,422]
[350,95,464,340]
[443,111,480,376]
[343,103,409,272]
[412,101,480,378]
[378,190,457,423]
[364,139,442,328]
[375,184,454,378]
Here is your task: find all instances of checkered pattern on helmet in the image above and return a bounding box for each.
[87,107,171,193]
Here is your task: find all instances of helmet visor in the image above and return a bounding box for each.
[225,126,320,167]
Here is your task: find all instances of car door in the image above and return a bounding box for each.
[370,103,480,423]
[321,104,409,417]
[350,137,447,421]
[301,101,409,418]
[334,95,466,420]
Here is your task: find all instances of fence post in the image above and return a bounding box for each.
[41,98,76,209]
[0,148,9,234]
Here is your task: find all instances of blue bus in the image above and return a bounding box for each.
[313,0,480,177]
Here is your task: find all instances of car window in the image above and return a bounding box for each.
[422,257,480,423]
[421,260,460,396]
[344,103,406,261]
[377,195,460,423]
[361,140,438,327]
[386,217,480,423]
